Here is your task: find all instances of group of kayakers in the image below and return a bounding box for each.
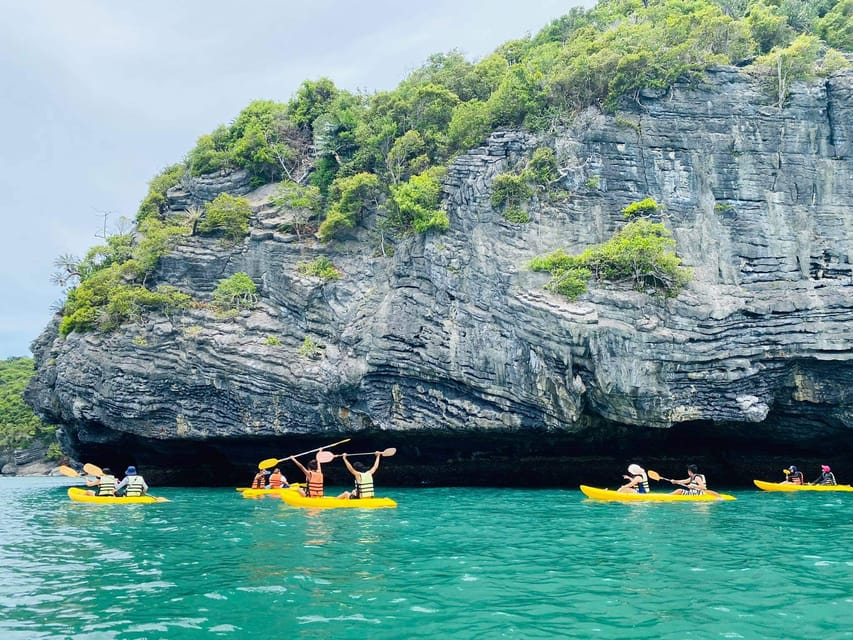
[251,450,385,500]
[617,463,715,496]
[617,462,838,495]
[85,465,149,497]
[780,464,837,485]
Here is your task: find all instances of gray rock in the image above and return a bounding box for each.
[25,67,853,482]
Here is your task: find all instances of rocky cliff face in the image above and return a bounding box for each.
[26,67,853,486]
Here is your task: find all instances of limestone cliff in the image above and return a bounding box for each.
[26,67,853,486]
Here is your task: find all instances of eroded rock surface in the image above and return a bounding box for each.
[26,68,853,485]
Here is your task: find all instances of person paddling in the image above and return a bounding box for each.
[781,465,804,484]
[810,465,837,486]
[617,463,650,494]
[85,467,116,496]
[670,464,708,496]
[116,466,149,497]
[290,456,324,497]
[251,468,269,489]
[337,451,382,499]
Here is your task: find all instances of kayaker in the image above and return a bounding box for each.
[84,467,116,496]
[670,464,707,495]
[268,468,288,489]
[337,451,382,499]
[251,469,269,489]
[617,463,650,494]
[290,456,324,497]
[781,465,805,484]
[810,465,837,486]
[116,466,149,497]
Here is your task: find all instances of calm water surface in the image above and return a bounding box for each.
[1,478,851,639]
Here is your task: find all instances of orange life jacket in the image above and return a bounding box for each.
[307,470,324,497]
[251,472,266,489]
[269,471,284,488]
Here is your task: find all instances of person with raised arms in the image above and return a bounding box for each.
[290,455,324,497]
[337,451,382,500]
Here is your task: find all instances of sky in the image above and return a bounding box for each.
[0,0,594,359]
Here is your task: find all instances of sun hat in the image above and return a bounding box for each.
[822,465,831,472]
[627,463,644,475]
[125,466,137,475]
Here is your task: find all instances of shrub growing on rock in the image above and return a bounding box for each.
[212,272,258,311]
[198,193,252,241]
[530,219,691,300]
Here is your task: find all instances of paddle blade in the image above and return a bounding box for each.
[83,463,104,476]
[258,458,279,470]
[647,470,663,481]
[316,450,335,463]
[58,465,80,478]
[382,447,397,457]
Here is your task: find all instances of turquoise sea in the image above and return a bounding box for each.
[1,478,851,639]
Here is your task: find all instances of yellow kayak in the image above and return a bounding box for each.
[580,485,736,502]
[67,487,169,504]
[280,491,397,509]
[753,480,853,492]
[241,486,300,498]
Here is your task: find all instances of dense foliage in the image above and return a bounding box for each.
[136,0,849,237]
[0,358,56,454]
[59,0,849,334]
[198,193,252,241]
[530,215,691,299]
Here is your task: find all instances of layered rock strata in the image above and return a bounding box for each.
[26,67,853,485]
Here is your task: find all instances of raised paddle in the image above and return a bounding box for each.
[258,438,351,469]
[332,447,397,458]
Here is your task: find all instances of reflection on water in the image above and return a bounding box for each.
[0,480,852,639]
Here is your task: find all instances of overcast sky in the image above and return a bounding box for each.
[0,0,594,359]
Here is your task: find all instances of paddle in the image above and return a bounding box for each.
[83,463,105,476]
[258,438,351,469]
[60,463,106,478]
[649,469,723,498]
[58,465,83,478]
[332,447,397,458]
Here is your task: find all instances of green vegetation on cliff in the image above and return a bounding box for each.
[55,0,849,336]
[0,358,57,456]
[137,0,850,237]
[530,214,692,299]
